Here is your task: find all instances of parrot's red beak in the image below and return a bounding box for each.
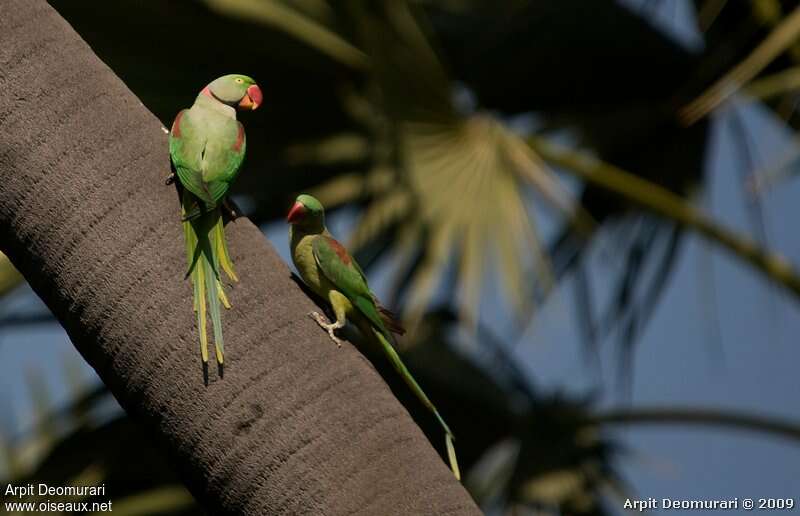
[286,201,306,223]
[238,84,262,111]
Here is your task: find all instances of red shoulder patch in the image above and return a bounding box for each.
[325,237,351,265]
[232,123,245,152]
[171,110,185,138]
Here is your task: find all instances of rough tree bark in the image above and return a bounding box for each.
[0,1,479,514]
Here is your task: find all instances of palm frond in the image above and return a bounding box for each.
[530,136,800,300]
[201,0,368,68]
[347,183,410,250]
[748,140,800,193]
[286,133,370,166]
[304,3,584,333]
[93,486,195,516]
[681,6,800,124]
[0,252,23,297]
[587,406,800,442]
[745,65,800,101]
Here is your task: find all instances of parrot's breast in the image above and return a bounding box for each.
[290,229,339,301]
[291,231,324,292]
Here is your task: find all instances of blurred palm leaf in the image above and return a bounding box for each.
[466,396,631,516]
[746,65,800,100]
[0,252,23,297]
[363,116,570,328]
[681,5,800,123]
[0,429,22,481]
[1,365,199,516]
[693,2,800,192]
[200,0,368,69]
[748,140,800,192]
[97,486,195,516]
[1,365,100,482]
[531,136,800,298]
[305,2,583,331]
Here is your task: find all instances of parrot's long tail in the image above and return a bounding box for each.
[372,328,460,480]
[182,190,238,365]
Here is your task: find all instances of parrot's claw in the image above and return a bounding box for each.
[309,311,344,347]
[165,172,176,185]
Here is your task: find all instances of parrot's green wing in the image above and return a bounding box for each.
[169,107,246,207]
[311,235,392,339]
[169,109,209,204]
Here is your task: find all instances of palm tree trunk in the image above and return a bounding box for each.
[0,1,479,514]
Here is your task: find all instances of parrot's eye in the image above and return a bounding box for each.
[235,78,244,84]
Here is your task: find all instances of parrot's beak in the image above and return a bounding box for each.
[286,201,306,223]
[239,84,262,111]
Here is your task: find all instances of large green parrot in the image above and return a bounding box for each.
[168,74,262,366]
[287,194,460,480]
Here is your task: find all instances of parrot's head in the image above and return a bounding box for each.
[287,194,325,229]
[204,74,262,111]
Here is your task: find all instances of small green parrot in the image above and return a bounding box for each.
[287,194,460,480]
[168,74,262,365]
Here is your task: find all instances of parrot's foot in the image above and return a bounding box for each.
[165,172,176,185]
[309,311,344,347]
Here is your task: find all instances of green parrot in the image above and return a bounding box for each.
[287,194,460,480]
[168,74,262,366]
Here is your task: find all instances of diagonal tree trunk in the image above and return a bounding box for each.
[0,1,479,514]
